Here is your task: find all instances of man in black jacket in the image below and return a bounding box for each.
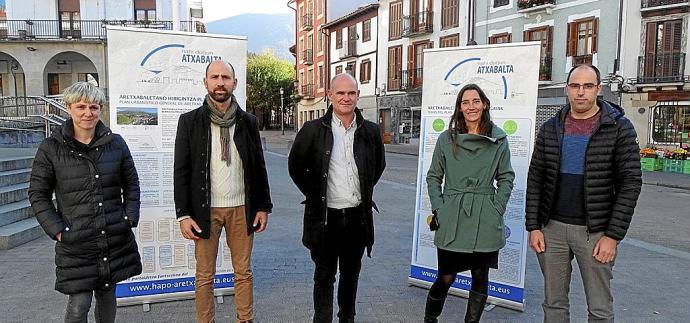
[288,74,385,323]
[174,60,272,323]
[526,64,641,322]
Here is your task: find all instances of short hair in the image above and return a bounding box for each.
[205,60,236,79]
[566,64,601,85]
[62,82,106,106]
[329,73,358,89]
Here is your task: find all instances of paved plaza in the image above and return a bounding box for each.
[1,134,689,322]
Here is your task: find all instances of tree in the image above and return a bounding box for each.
[246,50,294,129]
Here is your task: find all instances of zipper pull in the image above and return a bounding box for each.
[586,230,590,242]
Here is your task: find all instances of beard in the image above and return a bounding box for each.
[208,88,231,103]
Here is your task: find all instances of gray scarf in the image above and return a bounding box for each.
[206,94,239,165]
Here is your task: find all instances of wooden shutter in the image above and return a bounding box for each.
[566,22,577,56]
[592,18,599,54]
[644,22,657,78]
[59,0,81,11]
[407,44,415,86]
[523,29,530,42]
[547,26,554,56]
[507,33,512,43]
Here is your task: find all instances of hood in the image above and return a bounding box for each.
[452,124,506,154]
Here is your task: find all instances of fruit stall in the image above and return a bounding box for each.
[640,147,690,174]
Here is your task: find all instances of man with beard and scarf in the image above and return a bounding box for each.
[174,60,272,323]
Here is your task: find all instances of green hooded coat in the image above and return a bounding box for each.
[426,125,515,253]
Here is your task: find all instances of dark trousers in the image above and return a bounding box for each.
[64,286,116,323]
[311,206,366,323]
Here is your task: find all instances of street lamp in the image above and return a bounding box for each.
[280,87,285,135]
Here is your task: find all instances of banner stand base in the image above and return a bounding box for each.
[117,288,235,308]
[408,277,524,312]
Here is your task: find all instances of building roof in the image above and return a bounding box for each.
[322,3,378,29]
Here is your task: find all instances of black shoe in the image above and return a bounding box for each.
[424,294,446,323]
[464,291,488,323]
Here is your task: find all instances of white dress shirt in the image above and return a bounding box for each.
[326,115,362,209]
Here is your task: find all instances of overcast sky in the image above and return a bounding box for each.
[201,0,293,23]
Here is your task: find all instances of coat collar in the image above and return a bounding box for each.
[558,98,624,126]
[54,119,113,149]
[321,105,364,130]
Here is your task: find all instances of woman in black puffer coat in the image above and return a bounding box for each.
[28,82,142,323]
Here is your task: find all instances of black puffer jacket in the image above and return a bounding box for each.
[525,99,642,240]
[288,107,385,257]
[29,121,142,294]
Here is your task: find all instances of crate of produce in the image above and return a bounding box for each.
[663,159,684,173]
[640,157,661,171]
[683,160,690,175]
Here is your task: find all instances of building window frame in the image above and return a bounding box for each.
[360,59,371,84]
[336,28,343,49]
[440,33,460,48]
[566,16,598,66]
[387,45,403,90]
[488,32,511,44]
[651,105,690,145]
[441,0,459,30]
[389,1,403,40]
[362,19,371,42]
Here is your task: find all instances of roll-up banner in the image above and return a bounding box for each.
[106,26,247,306]
[409,42,540,311]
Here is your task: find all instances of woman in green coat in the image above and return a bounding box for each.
[423,83,515,323]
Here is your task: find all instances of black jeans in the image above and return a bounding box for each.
[64,286,117,323]
[311,206,366,323]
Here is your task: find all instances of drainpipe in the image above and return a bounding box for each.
[616,0,623,74]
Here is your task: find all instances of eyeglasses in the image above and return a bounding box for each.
[567,83,599,91]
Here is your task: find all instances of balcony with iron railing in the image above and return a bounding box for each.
[301,49,313,65]
[301,13,313,31]
[301,84,315,99]
[637,52,688,84]
[339,41,357,59]
[641,0,689,10]
[401,68,424,91]
[517,0,556,12]
[0,20,204,40]
[572,54,593,66]
[539,57,553,81]
[403,11,433,37]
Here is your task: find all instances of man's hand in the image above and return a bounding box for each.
[529,230,546,253]
[593,235,617,263]
[180,218,202,240]
[56,232,62,242]
[253,211,268,233]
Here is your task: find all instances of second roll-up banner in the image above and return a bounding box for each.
[106,26,247,306]
[409,42,541,311]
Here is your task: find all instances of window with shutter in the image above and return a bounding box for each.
[441,0,459,29]
[336,29,342,49]
[388,46,403,90]
[390,1,403,40]
[567,17,597,66]
[440,34,460,48]
[488,33,511,44]
[525,26,553,80]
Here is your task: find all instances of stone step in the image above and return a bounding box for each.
[0,199,33,227]
[0,156,34,172]
[0,168,32,186]
[0,183,30,205]
[0,217,43,250]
